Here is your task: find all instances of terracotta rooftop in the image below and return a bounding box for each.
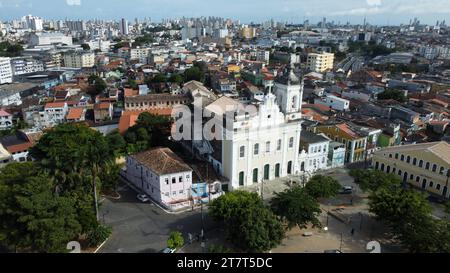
[66,108,84,120]
[119,108,173,134]
[94,102,111,110]
[45,102,66,108]
[130,147,192,175]
[0,109,12,117]
[336,123,358,138]
[124,88,139,97]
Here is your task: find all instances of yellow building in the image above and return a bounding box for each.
[313,123,367,164]
[227,64,241,74]
[372,141,450,199]
[241,27,256,39]
[306,52,335,72]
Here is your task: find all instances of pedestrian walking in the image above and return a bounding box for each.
[351,228,355,236]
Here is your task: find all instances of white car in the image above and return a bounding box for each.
[137,194,150,203]
[160,247,176,253]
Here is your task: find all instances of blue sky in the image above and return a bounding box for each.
[0,0,449,25]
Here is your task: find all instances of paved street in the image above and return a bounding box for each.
[98,181,218,253]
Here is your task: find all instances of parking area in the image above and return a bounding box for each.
[98,181,218,253]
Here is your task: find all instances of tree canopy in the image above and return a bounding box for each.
[349,169,401,192]
[0,163,81,252]
[304,175,341,199]
[87,75,107,98]
[377,88,406,103]
[270,186,322,229]
[0,41,24,57]
[369,186,450,252]
[184,66,205,83]
[124,112,171,154]
[209,191,284,253]
[30,123,112,176]
[167,231,184,250]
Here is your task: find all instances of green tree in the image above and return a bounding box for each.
[368,186,450,252]
[86,225,112,247]
[377,88,406,102]
[168,74,184,85]
[150,73,167,83]
[98,161,121,191]
[106,130,126,157]
[230,204,284,253]
[167,231,184,250]
[270,187,322,229]
[369,187,432,224]
[349,169,401,192]
[209,191,284,252]
[30,123,113,221]
[132,34,154,47]
[127,79,138,89]
[184,66,205,83]
[208,244,233,253]
[209,190,263,221]
[88,75,107,98]
[304,175,341,199]
[0,41,24,57]
[0,163,82,252]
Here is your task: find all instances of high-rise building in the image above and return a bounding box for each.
[120,18,129,36]
[63,51,95,68]
[66,20,86,32]
[0,57,13,85]
[306,52,335,73]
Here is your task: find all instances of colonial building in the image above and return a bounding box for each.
[124,147,194,211]
[93,102,113,123]
[0,109,13,130]
[298,131,331,174]
[44,102,68,126]
[313,123,367,164]
[372,142,450,199]
[125,93,191,111]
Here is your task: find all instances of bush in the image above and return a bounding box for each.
[208,244,233,253]
[167,231,184,250]
[87,225,112,247]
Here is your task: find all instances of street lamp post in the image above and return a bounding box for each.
[200,201,205,240]
[339,232,343,252]
[359,212,363,231]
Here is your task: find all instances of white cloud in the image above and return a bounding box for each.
[66,0,81,6]
[366,0,382,6]
[331,0,450,16]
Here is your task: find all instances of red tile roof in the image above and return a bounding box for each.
[124,88,139,97]
[0,109,11,117]
[45,102,66,108]
[337,124,358,138]
[6,142,33,154]
[119,108,173,134]
[66,108,84,120]
[94,102,111,110]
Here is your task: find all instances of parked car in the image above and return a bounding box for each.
[427,195,446,204]
[324,249,342,253]
[137,194,150,203]
[340,186,353,194]
[160,247,176,253]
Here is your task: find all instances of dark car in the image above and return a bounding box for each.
[427,195,446,204]
[340,186,353,194]
[324,249,342,253]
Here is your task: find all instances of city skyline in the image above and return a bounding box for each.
[0,0,449,25]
